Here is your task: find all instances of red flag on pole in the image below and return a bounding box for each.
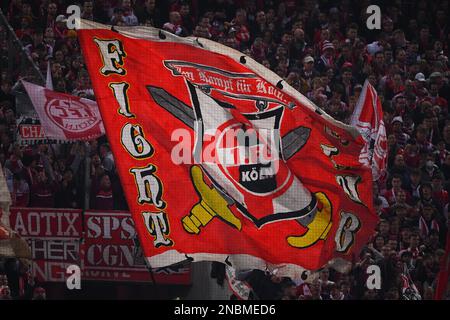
[350,80,388,181]
[77,20,378,275]
[46,60,54,90]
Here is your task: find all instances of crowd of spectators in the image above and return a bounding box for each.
[0,0,448,300]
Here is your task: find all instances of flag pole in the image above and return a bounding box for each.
[147,263,157,287]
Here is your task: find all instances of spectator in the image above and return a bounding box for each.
[55,168,80,208]
[54,15,68,41]
[163,11,186,36]
[11,172,29,207]
[383,174,407,205]
[91,173,114,210]
[121,0,139,26]
[399,233,421,261]
[29,166,56,208]
[318,268,335,297]
[135,0,162,27]
[81,1,95,21]
[41,2,58,30]
[0,286,12,300]
[418,204,441,239]
[179,3,194,34]
[299,55,318,92]
[229,9,250,49]
[390,116,410,148]
[32,287,46,300]
[316,41,335,73]
[242,269,284,300]
[99,143,115,173]
[431,174,448,208]
[419,183,442,213]
[308,278,329,300]
[111,7,126,26]
[339,281,353,300]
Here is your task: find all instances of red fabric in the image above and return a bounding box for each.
[22,81,105,141]
[234,24,250,44]
[403,151,421,168]
[419,216,440,239]
[296,282,312,297]
[9,207,83,282]
[8,207,190,284]
[350,81,388,181]
[434,233,449,300]
[82,210,191,283]
[93,189,114,210]
[0,224,11,240]
[30,181,56,207]
[78,27,378,271]
[433,190,449,207]
[382,188,411,205]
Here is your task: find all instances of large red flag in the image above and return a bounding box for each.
[350,80,388,181]
[78,20,378,275]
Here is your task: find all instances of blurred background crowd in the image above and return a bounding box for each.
[0,0,448,300]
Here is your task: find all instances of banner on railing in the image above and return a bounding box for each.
[82,211,190,284]
[9,208,190,284]
[9,207,83,282]
[16,117,58,145]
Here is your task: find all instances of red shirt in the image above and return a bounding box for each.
[421,96,448,109]
[296,282,312,297]
[94,189,114,210]
[403,151,421,168]
[433,190,449,207]
[235,24,250,44]
[383,188,411,205]
[412,83,428,98]
[30,181,56,208]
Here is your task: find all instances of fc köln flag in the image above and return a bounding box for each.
[350,80,387,181]
[22,81,105,141]
[77,20,378,275]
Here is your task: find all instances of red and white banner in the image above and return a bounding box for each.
[82,211,190,284]
[350,80,387,181]
[9,207,83,282]
[78,20,378,276]
[9,208,190,284]
[16,117,52,145]
[18,124,45,140]
[21,81,105,141]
